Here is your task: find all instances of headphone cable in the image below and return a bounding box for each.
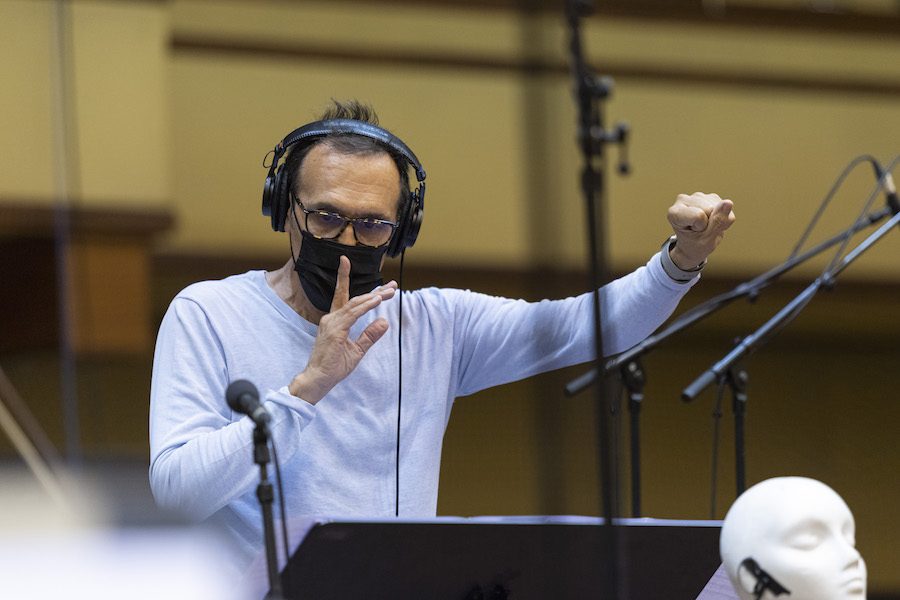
[395,249,405,517]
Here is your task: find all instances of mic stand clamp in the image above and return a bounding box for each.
[254,424,284,600]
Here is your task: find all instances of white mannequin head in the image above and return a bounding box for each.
[720,477,866,600]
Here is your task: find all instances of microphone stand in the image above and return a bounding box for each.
[682,207,900,400]
[566,204,895,397]
[566,2,629,598]
[569,152,899,399]
[681,208,900,495]
[564,205,893,506]
[254,424,284,600]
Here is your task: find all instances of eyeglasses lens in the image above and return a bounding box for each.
[307,212,392,247]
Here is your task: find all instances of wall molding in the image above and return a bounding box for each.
[171,34,900,99]
[217,0,900,37]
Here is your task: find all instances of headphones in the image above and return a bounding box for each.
[262,118,426,258]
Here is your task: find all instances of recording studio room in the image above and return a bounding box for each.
[1,1,898,598]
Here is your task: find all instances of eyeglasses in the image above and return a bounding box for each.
[292,193,398,248]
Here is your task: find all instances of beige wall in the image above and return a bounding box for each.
[162,1,900,279]
[5,0,900,276]
[1,0,899,593]
[0,0,170,207]
[0,0,57,199]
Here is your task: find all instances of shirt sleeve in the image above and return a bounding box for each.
[148,296,316,520]
[451,251,696,397]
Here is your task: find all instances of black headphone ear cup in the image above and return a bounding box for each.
[404,198,424,251]
[387,190,423,258]
[270,165,291,232]
[262,171,277,220]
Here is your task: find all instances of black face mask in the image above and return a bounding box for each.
[292,229,387,312]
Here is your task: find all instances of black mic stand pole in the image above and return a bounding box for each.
[726,363,749,496]
[254,424,284,600]
[620,358,645,517]
[566,3,630,598]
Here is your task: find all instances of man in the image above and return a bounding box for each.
[149,100,735,576]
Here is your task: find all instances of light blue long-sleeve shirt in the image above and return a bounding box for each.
[149,251,696,576]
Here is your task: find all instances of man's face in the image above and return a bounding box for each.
[289,143,401,249]
[724,478,866,600]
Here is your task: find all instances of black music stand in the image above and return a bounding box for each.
[276,517,722,600]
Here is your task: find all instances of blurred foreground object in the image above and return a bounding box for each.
[0,467,241,600]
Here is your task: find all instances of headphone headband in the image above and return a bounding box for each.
[273,119,426,183]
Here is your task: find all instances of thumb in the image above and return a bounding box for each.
[708,199,735,233]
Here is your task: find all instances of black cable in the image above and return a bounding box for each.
[789,154,878,260]
[824,154,900,275]
[395,249,405,517]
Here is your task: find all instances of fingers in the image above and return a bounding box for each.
[669,193,735,233]
[330,255,352,312]
[669,204,709,232]
[320,280,397,342]
[298,282,397,404]
[339,281,397,319]
[665,192,736,269]
[330,255,397,314]
[355,317,390,354]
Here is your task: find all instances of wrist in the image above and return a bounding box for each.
[660,235,706,282]
[289,371,328,405]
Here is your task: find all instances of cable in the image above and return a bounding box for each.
[789,154,878,260]
[395,250,405,517]
[271,437,289,569]
[789,153,899,278]
[824,154,900,276]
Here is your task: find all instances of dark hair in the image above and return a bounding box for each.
[283,99,412,220]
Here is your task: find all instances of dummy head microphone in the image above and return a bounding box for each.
[740,557,791,600]
[226,379,271,428]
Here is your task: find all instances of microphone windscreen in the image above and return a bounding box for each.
[226,379,259,413]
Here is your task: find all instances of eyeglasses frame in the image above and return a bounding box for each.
[291,191,398,248]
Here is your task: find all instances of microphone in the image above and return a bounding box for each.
[872,160,900,215]
[226,379,271,428]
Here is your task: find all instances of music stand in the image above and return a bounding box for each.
[277,517,722,600]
